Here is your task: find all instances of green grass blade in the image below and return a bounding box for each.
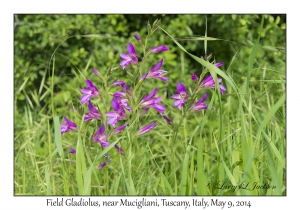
[83,163,94,195]
[53,116,64,159]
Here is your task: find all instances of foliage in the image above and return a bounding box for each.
[14,14,286,196]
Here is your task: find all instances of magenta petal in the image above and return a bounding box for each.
[137,121,157,136]
[153,104,166,113]
[120,53,130,59]
[176,82,187,94]
[142,88,158,102]
[114,123,129,134]
[113,91,126,98]
[171,94,181,100]
[111,98,121,111]
[220,85,226,94]
[80,95,91,104]
[201,75,213,85]
[150,46,169,53]
[113,81,126,86]
[106,112,117,117]
[133,33,142,41]
[60,124,69,134]
[107,118,117,126]
[69,147,76,154]
[191,73,198,81]
[173,100,181,107]
[120,60,130,69]
[92,68,100,76]
[157,76,168,82]
[162,114,172,125]
[215,62,224,67]
[98,124,105,135]
[195,93,209,105]
[80,88,91,95]
[127,43,136,55]
[150,59,163,72]
[86,79,95,89]
[88,101,98,113]
[114,144,124,154]
[98,162,106,169]
[139,73,148,81]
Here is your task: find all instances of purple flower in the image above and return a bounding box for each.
[93,124,109,147]
[69,147,76,154]
[113,91,132,112]
[114,123,129,134]
[113,80,133,97]
[140,88,166,114]
[80,79,100,104]
[60,116,77,134]
[114,144,124,155]
[161,114,172,125]
[171,82,188,110]
[191,73,198,82]
[198,75,226,94]
[120,43,138,70]
[190,93,212,112]
[98,162,107,170]
[149,46,169,54]
[92,68,100,76]
[133,33,142,41]
[93,124,124,155]
[106,98,126,128]
[84,101,101,121]
[215,62,224,68]
[139,59,168,82]
[137,121,157,136]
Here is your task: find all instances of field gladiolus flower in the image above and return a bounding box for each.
[171,82,188,110]
[80,79,100,104]
[150,45,169,54]
[136,121,157,136]
[190,93,212,112]
[191,73,198,82]
[113,80,133,97]
[162,114,172,125]
[114,123,129,134]
[133,33,142,41]
[140,88,166,114]
[92,68,100,76]
[69,147,76,154]
[120,43,138,70]
[98,162,107,170]
[198,75,226,94]
[114,144,124,155]
[60,116,77,134]
[139,59,168,82]
[93,124,109,148]
[84,101,101,121]
[106,98,126,128]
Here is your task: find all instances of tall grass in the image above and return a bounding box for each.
[14,20,286,196]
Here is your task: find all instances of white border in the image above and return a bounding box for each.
[3,1,295,209]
